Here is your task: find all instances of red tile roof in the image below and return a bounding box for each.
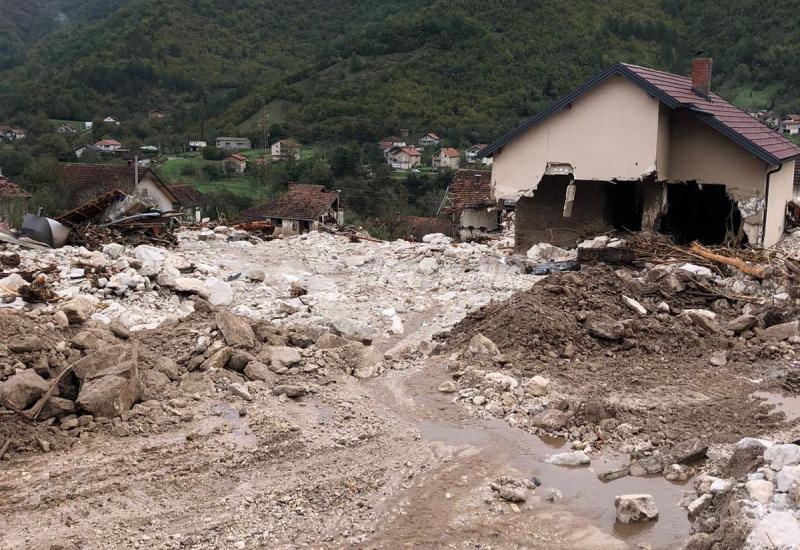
[239,184,337,222]
[95,139,122,147]
[440,147,460,158]
[226,153,247,162]
[168,184,206,207]
[59,163,177,210]
[622,64,800,163]
[482,63,800,165]
[400,147,421,157]
[0,176,30,199]
[445,170,494,212]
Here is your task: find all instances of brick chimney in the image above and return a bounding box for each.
[691,58,712,99]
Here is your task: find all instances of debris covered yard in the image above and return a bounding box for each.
[2,227,800,549]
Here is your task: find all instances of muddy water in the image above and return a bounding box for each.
[368,363,693,549]
[751,391,800,422]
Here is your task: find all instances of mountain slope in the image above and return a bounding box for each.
[1,0,798,144]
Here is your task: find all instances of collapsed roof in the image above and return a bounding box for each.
[240,184,337,222]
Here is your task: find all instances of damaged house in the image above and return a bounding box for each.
[0,171,31,228]
[60,163,180,217]
[441,169,500,240]
[239,184,341,236]
[479,58,800,252]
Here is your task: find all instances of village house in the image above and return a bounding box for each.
[379,136,407,159]
[271,138,302,161]
[57,124,77,135]
[432,147,462,170]
[215,137,251,150]
[418,132,441,147]
[148,109,166,121]
[441,169,500,240]
[223,153,247,174]
[387,147,422,170]
[239,184,341,236]
[94,139,123,152]
[0,170,30,228]
[188,140,207,152]
[479,58,800,251]
[59,163,180,215]
[103,116,121,126]
[0,126,26,141]
[465,144,492,166]
[168,184,206,222]
[780,115,800,135]
[74,144,104,158]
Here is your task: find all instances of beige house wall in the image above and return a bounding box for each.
[138,176,176,212]
[491,76,661,199]
[765,159,795,246]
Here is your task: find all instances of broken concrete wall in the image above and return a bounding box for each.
[491,76,661,201]
[458,208,500,240]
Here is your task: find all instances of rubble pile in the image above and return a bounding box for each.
[438,263,800,477]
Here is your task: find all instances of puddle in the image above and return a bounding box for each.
[212,402,258,448]
[751,391,800,422]
[370,365,692,549]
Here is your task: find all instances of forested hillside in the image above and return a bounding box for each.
[0,0,798,145]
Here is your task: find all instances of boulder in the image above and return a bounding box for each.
[747,511,800,549]
[38,396,77,420]
[0,370,50,410]
[154,358,181,381]
[60,296,96,324]
[764,443,800,470]
[614,494,658,524]
[226,350,254,372]
[728,314,758,334]
[245,269,266,282]
[526,375,550,397]
[229,383,253,401]
[72,345,136,380]
[329,319,374,345]
[662,438,708,465]
[468,333,500,356]
[200,347,231,371]
[417,257,439,274]
[173,277,208,297]
[586,313,625,341]
[102,243,125,258]
[215,311,256,349]
[179,372,215,395]
[316,333,353,349]
[745,479,774,504]
[422,233,452,245]
[243,361,273,382]
[763,320,800,341]
[76,375,140,418]
[204,277,233,306]
[0,273,27,293]
[530,409,570,431]
[526,242,575,262]
[484,372,519,390]
[547,451,590,466]
[133,245,165,263]
[139,370,171,401]
[8,336,43,353]
[776,465,800,492]
[269,346,302,370]
[272,385,306,398]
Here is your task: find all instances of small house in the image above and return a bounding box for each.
[239,184,340,236]
[780,115,800,136]
[387,147,422,170]
[223,153,247,174]
[271,138,302,161]
[466,144,492,166]
[418,132,441,147]
[215,137,251,150]
[0,126,25,141]
[148,109,166,121]
[59,163,180,215]
[95,139,123,152]
[168,184,206,222]
[103,116,121,126]
[432,147,462,170]
[188,140,207,152]
[0,171,30,228]
[441,169,500,240]
[57,124,77,135]
[74,144,103,158]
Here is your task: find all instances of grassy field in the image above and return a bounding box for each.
[155,152,268,200]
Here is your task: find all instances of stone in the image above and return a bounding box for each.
[614,494,658,523]
[763,320,800,341]
[530,409,570,431]
[709,477,732,494]
[215,311,256,349]
[438,381,457,393]
[53,310,69,327]
[663,438,708,465]
[687,494,712,515]
[468,333,500,356]
[0,370,50,410]
[776,465,800,492]
[586,313,625,341]
[205,277,233,306]
[0,273,27,293]
[109,321,130,340]
[8,336,43,353]
[269,346,302,370]
[708,351,727,367]
[60,296,95,324]
[526,375,550,397]
[622,295,647,315]
[664,464,693,482]
[728,314,757,334]
[526,242,575,262]
[155,358,181,381]
[102,243,125,258]
[683,309,720,333]
[764,443,800,470]
[38,397,77,420]
[72,346,136,380]
[417,257,439,274]
[179,372,215,395]
[173,277,208,296]
[745,479,774,504]
[272,385,306,398]
[629,457,664,476]
[422,233,452,245]
[133,245,165,263]
[484,372,518,390]
[547,451,590,466]
[76,375,140,418]
[329,319,373,345]
[227,350,254,372]
[245,269,265,282]
[139,370,170,401]
[229,383,253,401]
[747,511,800,549]
[597,466,630,482]
[200,348,231,371]
[244,361,273,382]
[496,485,527,502]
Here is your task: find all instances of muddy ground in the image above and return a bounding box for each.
[2,232,800,549]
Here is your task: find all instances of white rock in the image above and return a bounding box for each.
[614,494,658,523]
[133,245,165,263]
[102,243,125,258]
[776,465,800,493]
[578,235,610,249]
[0,274,27,293]
[747,511,800,549]
[710,477,733,494]
[245,269,265,282]
[526,375,550,397]
[687,494,713,515]
[547,451,590,466]
[229,383,253,401]
[68,268,85,279]
[745,480,774,504]
[526,242,576,262]
[204,277,233,306]
[678,263,713,277]
[417,257,439,274]
[622,295,647,315]
[173,277,207,297]
[389,316,404,335]
[422,233,452,245]
[682,308,717,321]
[765,444,800,470]
[484,372,518,390]
[468,333,499,356]
[736,437,773,451]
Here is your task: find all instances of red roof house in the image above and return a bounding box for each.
[239,184,340,235]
